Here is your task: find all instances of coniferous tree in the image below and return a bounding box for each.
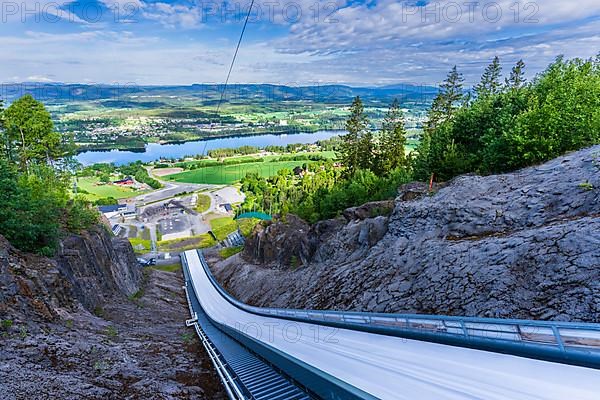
[377,98,408,173]
[475,56,502,97]
[415,66,465,180]
[0,100,7,160]
[358,129,374,170]
[440,65,466,116]
[425,65,465,134]
[505,59,526,89]
[423,93,446,135]
[341,96,368,175]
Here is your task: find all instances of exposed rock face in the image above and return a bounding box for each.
[244,201,394,269]
[213,145,600,322]
[56,229,141,311]
[243,215,313,268]
[342,200,395,221]
[0,227,226,399]
[0,227,141,326]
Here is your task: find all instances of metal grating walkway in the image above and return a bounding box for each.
[182,254,312,400]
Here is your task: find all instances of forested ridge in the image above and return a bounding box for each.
[239,55,600,222]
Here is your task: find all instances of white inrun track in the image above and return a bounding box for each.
[183,249,600,400]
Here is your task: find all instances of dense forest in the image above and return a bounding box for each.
[239,55,600,222]
[0,95,98,255]
[414,55,600,180]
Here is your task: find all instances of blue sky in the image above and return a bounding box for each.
[1,0,599,85]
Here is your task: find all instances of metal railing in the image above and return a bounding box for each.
[182,251,315,400]
[182,275,246,399]
[196,250,600,369]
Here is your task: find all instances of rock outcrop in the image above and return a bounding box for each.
[0,227,226,399]
[56,229,141,311]
[244,200,395,269]
[0,227,141,326]
[212,145,600,322]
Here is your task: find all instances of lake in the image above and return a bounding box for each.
[76,130,343,165]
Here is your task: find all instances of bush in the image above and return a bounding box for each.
[0,162,64,254]
[94,197,119,206]
[65,198,100,233]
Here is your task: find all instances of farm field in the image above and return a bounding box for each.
[167,160,319,184]
[170,151,337,168]
[76,176,145,201]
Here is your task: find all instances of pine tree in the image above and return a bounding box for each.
[505,59,526,89]
[358,129,374,170]
[341,96,368,175]
[378,98,408,173]
[0,100,7,160]
[475,56,502,97]
[424,65,465,133]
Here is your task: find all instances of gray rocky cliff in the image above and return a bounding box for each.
[55,228,141,311]
[0,226,141,325]
[0,226,225,399]
[212,145,600,322]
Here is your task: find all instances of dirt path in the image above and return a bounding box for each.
[0,268,226,400]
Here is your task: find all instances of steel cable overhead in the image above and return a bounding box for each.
[203,0,256,156]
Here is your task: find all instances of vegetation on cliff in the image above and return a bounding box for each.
[414,55,600,180]
[0,95,98,255]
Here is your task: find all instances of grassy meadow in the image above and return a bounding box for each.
[166,151,337,185]
[76,176,146,201]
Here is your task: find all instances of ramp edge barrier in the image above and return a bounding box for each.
[181,263,246,399]
[194,250,600,370]
[182,251,372,400]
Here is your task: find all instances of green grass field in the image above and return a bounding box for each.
[195,194,211,213]
[209,216,259,240]
[157,234,216,252]
[219,246,243,259]
[165,151,336,185]
[128,238,151,254]
[168,160,313,184]
[209,216,237,240]
[76,177,143,201]
[152,263,182,273]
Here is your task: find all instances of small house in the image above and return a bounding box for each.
[219,203,233,213]
[114,176,134,186]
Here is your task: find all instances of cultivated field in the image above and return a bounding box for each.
[76,177,144,201]
[167,160,317,184]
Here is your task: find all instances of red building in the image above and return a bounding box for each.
[113,176,134,186]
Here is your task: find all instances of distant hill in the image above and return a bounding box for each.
[0,82,438,106]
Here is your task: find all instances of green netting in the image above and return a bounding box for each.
[235,212,272,221]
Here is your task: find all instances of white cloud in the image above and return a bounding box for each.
[140,2,204,29]
[0,0,598,85]
[26,75,56,82]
